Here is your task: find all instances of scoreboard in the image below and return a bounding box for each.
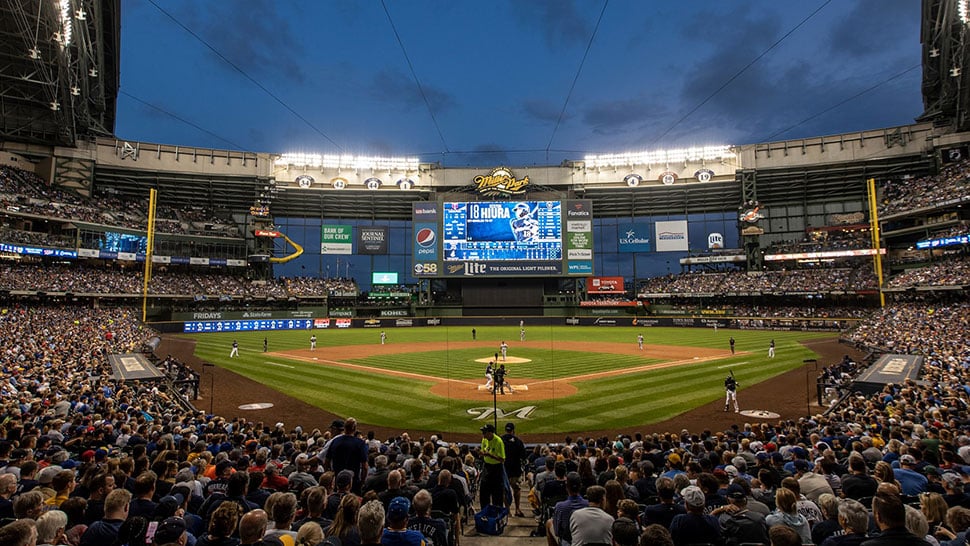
[443,201,562,261]
[413,199,593,277]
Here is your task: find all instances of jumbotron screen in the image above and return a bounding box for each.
[412,199,593,278]
[443,201,562,261]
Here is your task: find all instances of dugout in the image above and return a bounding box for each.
[850,354,924,395]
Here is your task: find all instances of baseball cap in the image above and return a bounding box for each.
[330,420,345,430]
[793,459,810,472]
[160,493,185,507]
[154,516,187,544]
[942,473,963,487]
[336,469,354,489]
[667,452,681,464]
[725,465,739,478]
[388,496,411,521]
[37,465,63,485]
[726,484,746,500]
[480,424,496,434]
[680,486,705,508]
[505,422,515,432]
[900,454,917,465]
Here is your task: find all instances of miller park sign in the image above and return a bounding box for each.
[473,167,530,197]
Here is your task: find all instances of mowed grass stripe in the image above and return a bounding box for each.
[197,350,459,425]
[347,349,662,380]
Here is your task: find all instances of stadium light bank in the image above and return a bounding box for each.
[583,145,735,169]
[276,147,735,171]
[275,153,419,172]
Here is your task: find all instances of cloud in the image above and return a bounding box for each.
[582,96,669,136]
[656,2,922,147]
[508,0,590,49]
[828,0,915,58]
[178,1,308,84]
[453,144,510,166]
[657,8,819,144]
[521,99,564,123]
[367,68,456,112]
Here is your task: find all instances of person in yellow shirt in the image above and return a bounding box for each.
[479,424,506,508]
[43,470,76,509]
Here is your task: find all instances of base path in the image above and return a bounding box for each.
[274,340,729,401]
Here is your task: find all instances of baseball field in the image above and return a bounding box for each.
[183,325,834,435]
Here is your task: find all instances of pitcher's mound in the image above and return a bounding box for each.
[474,356,531,364]
[740,409,780,419]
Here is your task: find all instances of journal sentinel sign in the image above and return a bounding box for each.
[618,224,651,252]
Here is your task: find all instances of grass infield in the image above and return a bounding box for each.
[185,326,830,434]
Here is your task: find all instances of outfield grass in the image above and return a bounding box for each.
[186,326,830,434]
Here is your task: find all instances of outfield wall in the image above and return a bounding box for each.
[152,314,856,334]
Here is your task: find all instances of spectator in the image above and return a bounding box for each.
[406,490,447,546]
[568,485,613,546]
[326,493,361,546]
[768,525,802,546]
[381,496,425,546]
[669,485,720,546]
[358,500,385,546]
[0,519,37,546]
[546,472,588,546]
[638,524,674,546]
[765,488,810,544]
[196,501,241,546]
[79,488,130,546]
[866,491,931,545]
[819,498,868,546]
[713,483,769,546]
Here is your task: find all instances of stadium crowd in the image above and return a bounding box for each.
[636,266,878,296]
[0,264,362,301]
[0,291,965,546]
[878,159,970,217]
[887,256,970,289]
[765,229,871,255]
[1,167,238,237]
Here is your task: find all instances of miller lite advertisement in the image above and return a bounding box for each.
[708,233,724,249]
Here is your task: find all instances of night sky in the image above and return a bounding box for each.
[116,0,922,166]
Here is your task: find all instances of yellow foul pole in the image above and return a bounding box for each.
[142,188,157,322]
[866,178,885,308]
